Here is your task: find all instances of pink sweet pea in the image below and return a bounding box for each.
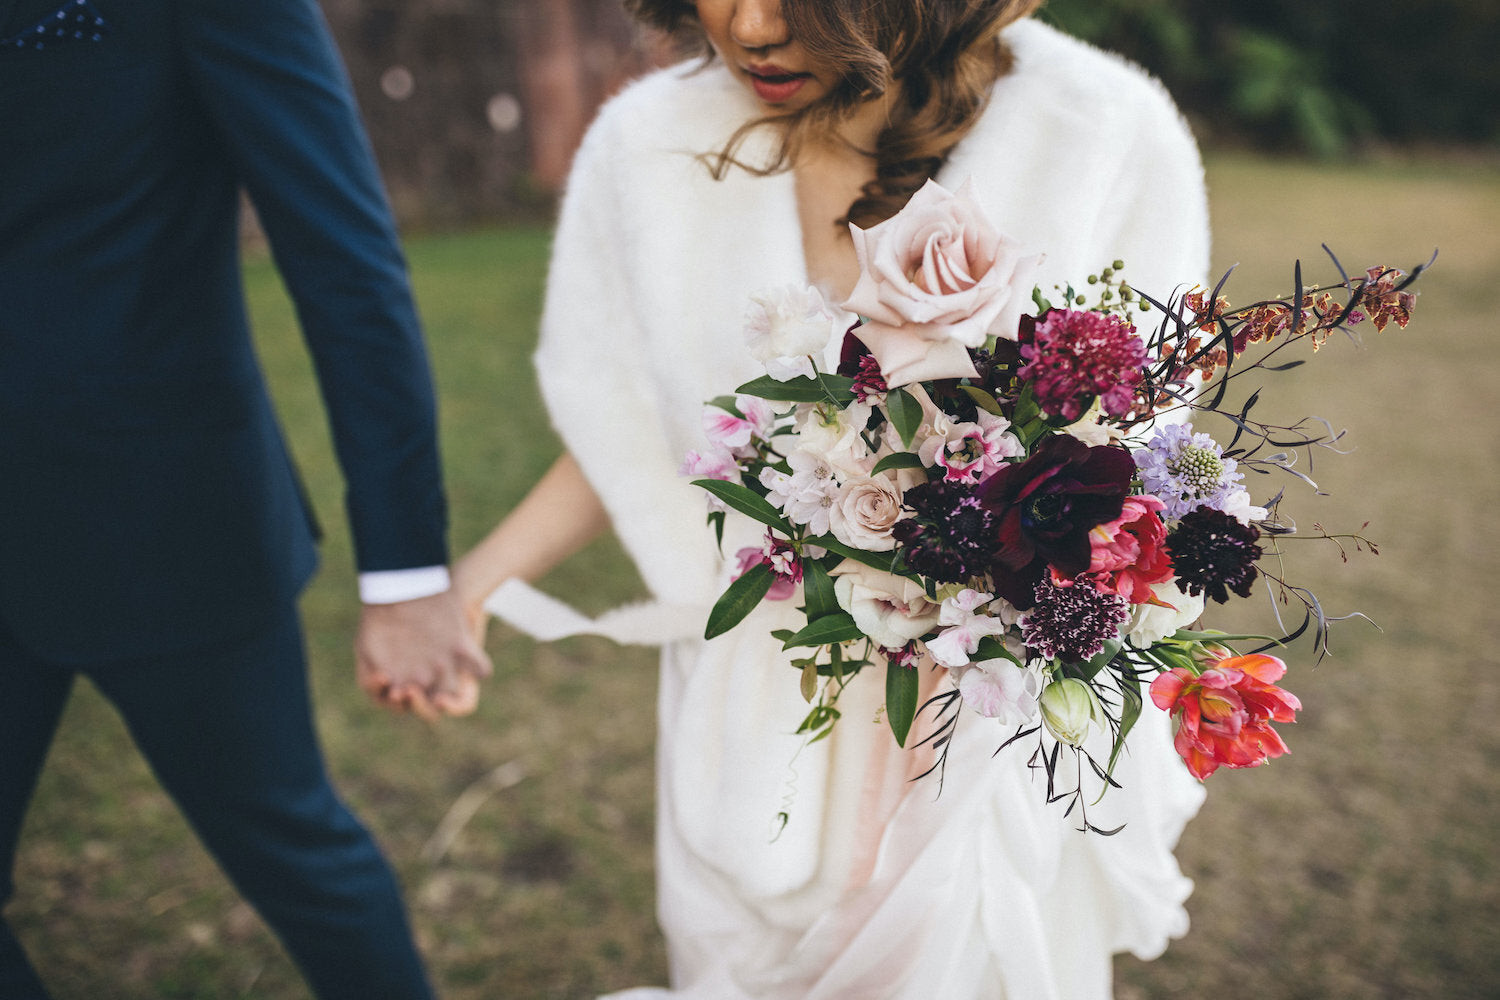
[925,589,1011,668]
[1150,653,1302,780]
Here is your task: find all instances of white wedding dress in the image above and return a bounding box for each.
[489,19,1210,1000]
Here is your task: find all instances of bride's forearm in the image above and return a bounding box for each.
[452,451,610,610]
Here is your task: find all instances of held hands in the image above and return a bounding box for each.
[356,589,493,720]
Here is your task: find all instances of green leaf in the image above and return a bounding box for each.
[692,479,791,532]
[802,558,839,620]
[704,563,774,639]
[885,661,920,747]
[959,384,1006,416]
[800,661,819,703]
[781,612,864,649]
[870,452,926,476]
[735,373,856,404]
[707,395,745,418]
[1107,680,1144,777]
[808,533,911,576]
[972,636,1021,664]
[885,387,924,449]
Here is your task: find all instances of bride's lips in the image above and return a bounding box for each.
[744,63,812,104]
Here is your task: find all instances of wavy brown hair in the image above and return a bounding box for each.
[624,0,1044,227]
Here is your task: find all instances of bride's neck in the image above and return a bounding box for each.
[793,95,893,302]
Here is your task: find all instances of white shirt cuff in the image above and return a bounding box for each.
[358,565,452,605]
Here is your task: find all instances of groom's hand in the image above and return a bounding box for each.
[356,590,494,720]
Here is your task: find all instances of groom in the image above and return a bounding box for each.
[0,0,491,997]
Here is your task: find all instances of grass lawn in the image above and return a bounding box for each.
[10,152,1499,998]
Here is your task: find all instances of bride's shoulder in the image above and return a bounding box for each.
[995,18,1191,131]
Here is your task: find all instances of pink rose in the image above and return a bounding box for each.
[842,178,1042,387]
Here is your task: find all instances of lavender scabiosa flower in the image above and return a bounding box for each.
[891,479,998,584]
[1166,508,1263,604]
[1135,422,1245,520]
[1019,309,1147,422]
[1020,575,1130,664]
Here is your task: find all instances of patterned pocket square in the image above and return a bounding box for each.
[1,0,108,50]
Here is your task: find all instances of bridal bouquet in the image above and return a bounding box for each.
[682,179,1425,829]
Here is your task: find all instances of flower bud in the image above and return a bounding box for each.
[1039,677,1104,746]
[1190,640,1234,669]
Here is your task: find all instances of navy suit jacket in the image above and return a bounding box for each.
[0,0,449,664]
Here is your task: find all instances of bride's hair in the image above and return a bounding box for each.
[623,0,1044,227]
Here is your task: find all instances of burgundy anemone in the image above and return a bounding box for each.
[977,436,1135,609]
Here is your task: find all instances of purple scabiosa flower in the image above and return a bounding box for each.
[891,479,998,584]
[1166,508,1263,604]
[1019,309,1148,422]
[1134,422,1245,520]
[1021,574,1130,664]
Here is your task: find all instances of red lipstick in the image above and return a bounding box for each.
[745,63,810,104]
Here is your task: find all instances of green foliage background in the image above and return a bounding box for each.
[1039,0,1500,156]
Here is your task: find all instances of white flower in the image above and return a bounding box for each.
[1219,488,1269,526]
[759,449,841,536]
[955,658,1042,724]
[925,589,1010,667]
[830,562,941,650]
[829,475,903,552]
[794,399,874,481]
[744,284,843,382]
[1060,398,1121,447]
[1124,579,1205,647]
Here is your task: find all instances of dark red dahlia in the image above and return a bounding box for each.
[1165,508,1263,604]
[977,436,1135,609]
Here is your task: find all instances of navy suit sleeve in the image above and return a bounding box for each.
[175,0,449,572]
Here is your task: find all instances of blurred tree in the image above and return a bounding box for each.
[1039,0,1500,155]
[322,0,657,227]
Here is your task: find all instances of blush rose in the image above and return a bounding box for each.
[842,178,1042,387]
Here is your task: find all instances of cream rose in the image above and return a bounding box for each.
[830,563,941,649]
[842,178,1043,387]
[829,475,903,552]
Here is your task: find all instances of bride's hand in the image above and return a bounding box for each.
[450,553,495,650]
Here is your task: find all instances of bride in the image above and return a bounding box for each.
[456,1,1209,997]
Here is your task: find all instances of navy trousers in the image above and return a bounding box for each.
[0,606,435,1000]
